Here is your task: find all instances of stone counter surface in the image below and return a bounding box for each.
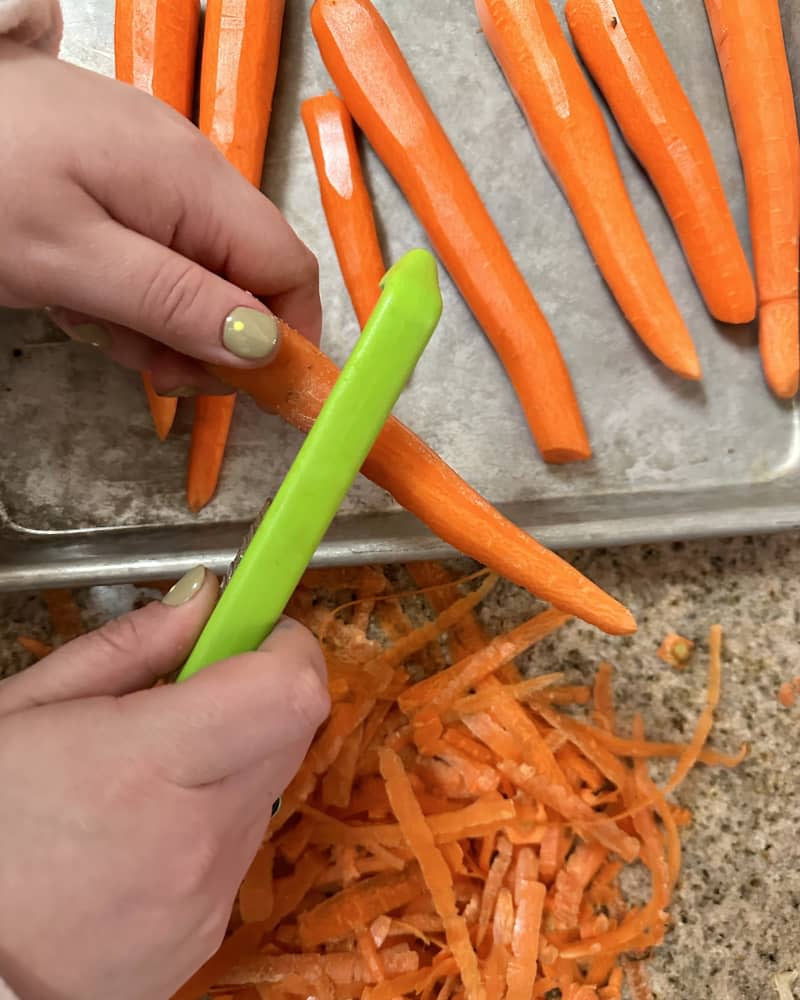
[1,533,799,999]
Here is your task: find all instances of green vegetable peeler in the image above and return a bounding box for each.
[177,249,442,682]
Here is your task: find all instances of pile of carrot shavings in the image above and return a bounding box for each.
[173,562,747,1000]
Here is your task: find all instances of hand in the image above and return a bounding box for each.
[0,40,321,395]
[0,569,330,1000]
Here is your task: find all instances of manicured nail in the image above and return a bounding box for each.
[69,323,112,350]
[223,307,281,361]
[162,566,207,606]
[161,385,200,398]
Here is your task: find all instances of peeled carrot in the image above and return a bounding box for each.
[302,92,386,329]
[476,0,701,380]
[114,0,199,440]
[564,0,756,326]
[187,0,286,511]
[704,0,800,397]
[311,0,590,464]
[208,330,636,635]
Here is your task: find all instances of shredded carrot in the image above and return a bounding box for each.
[41,589,83,642]
[178,572,741,1000]
[17,636,54,660]
[778,678,800,708]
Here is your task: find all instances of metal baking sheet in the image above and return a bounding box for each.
[1,0,799,590]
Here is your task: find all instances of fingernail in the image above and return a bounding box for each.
[162,566,207,606]
[69,323,112,350]
[223,307,281,361]
[161,385,200,398]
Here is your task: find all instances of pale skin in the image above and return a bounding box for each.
[0,39,331,1000]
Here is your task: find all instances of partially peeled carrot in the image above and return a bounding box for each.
[704,0,800,398]
[187,0,287,511]
[476,0,701,380]
[302,92,386,330]
[564,0,756,327]
[208,325,637,636]
[311,0,590,464]
[114,0,200,439]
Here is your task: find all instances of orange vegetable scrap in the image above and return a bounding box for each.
[171,567,742,1000]
[657,633,695,670]
[777,678,800,709]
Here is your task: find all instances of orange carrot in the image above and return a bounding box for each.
[302,92,386,329]
[656,632,695,669]
[187,0,287,511]
[42,589,83,642]
[379,748,483,1000]
[114,0,200,440]
[565,0,755,325]
[476,0,701,380]
[310,0,590,463]
[704,0,800,397]
[180,571,742,999]
[17,636,54,660]
[171,923,265,1000]
[209,332,636,636]
[299,870,426,949]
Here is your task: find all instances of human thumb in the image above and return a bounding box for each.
[0,567,218,717]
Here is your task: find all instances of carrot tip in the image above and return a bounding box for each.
[760,299,800,399]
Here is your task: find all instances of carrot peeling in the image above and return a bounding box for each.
[178,575,741,1000]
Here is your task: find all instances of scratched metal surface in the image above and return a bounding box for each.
[1,0,799,588]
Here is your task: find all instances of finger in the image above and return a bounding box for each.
[48,309,233,395]
[78,113,322,345]
[122,618,330,787]
[42,217,288,368]
[0,568,218,717]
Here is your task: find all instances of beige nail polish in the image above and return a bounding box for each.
[162,566,207,606]
[223,307,281,361]
[70,323,112,350]
[161,385,200,398]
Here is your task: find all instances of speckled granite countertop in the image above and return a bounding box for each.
[1,532,798,999]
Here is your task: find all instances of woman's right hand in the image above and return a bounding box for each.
[0,568,330,1000]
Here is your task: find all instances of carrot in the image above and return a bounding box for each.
[170,923,265,1000]
[564,0,755,326]
[310,0,590,464]
[656,632,695,669]
[476,0,701,380]
[182,570,742,999]
[239,843,275,923]
[299,870,426,949]
[225,945,419,988]
[209,332,636,636]
[41,589,83,642]
[302,92,386,329]
[187,0,287,511]
[379,748,483,1000]
[114,0,200,440]
[704,0,800,397]
[17,636,54,660]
